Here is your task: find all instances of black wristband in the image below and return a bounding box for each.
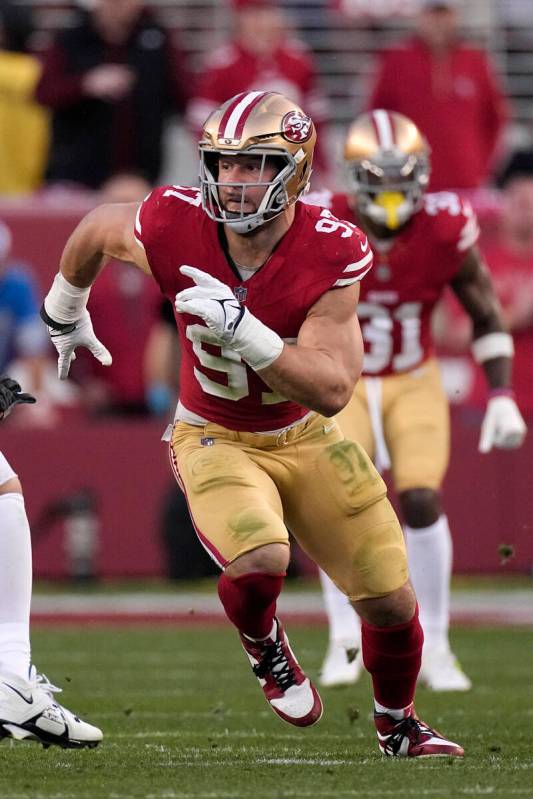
[40,303,76,333]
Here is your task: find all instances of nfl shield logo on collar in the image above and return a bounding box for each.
[233,286,248,303]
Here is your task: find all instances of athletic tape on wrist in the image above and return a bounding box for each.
[234,310,284,371]
[43,272,91,326]
[471,332,514,363]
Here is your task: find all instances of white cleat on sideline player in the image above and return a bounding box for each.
[418,649,472,692]
[0,666,103,748]
[319,640,363,687]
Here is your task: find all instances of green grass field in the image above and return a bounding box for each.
[1,624,532,798]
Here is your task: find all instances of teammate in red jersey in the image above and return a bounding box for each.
[41,92,464,757]
[306,110,526,691]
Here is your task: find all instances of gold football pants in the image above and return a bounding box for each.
[335,358,450,493]
[170,413,408,601]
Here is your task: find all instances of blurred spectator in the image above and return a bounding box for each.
[435,151,533,415]
[35,0,189,189]
[71,173,161,416]
[187,0,329,177]
[0,1,49,195]
[367,0,509,191]
[0,219,49,410]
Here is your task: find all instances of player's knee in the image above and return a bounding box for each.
[399,488,441,528]
[0,476,23,496]
[226,542,290,577]
[335,497,408,599]
[354,581,416,627]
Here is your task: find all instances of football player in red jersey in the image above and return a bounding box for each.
[41,92,464,757]
[306,110,526,691]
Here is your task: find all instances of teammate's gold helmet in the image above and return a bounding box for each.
[344,110,430,231]
[199,91,316,233]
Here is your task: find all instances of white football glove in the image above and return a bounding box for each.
[175,266,283,371]
[47,309,112,380]
[478,394,527,453]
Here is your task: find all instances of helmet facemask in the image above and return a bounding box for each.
[347,151,430,231]
[199,148,299,234]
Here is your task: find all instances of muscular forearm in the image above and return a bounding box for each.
[59,210,110,288]
[258,344,359,417]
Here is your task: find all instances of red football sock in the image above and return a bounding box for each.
[362,604,424,710]
[217,572,285,640]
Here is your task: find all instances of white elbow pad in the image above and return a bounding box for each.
[471,332,514,363]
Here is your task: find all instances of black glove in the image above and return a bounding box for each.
[0,376,36,420]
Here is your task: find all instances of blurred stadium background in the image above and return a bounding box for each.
[0,0,531,608]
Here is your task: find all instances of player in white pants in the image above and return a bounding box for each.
[0,377,102,748]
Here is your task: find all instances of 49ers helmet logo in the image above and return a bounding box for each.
[281,111,313,143]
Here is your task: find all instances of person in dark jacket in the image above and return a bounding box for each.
[36,0,189,188]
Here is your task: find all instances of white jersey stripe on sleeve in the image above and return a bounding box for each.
[343,250,373,272]
[134,203,145,249]
[458,215,480,252]
[134,191,152,246]
[334,264,373,287]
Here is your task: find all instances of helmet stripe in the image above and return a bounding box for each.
[372,110,395,150]
[233,91,273,140]
[218,92,248,139]
[219,91,268,141]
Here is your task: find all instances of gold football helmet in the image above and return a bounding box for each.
[344,110,430,231]
[199,91,316,233]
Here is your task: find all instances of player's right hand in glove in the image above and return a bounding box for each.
[44,308,112,380]
[478,392,527,453]
[41,273,112,380]
[0,376,36,420]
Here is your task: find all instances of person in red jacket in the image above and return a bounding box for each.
[187,0,328,176]
[367,0,509,192]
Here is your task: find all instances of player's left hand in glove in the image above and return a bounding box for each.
[479,393,527,453]
[175,265,284,371]
[0,376,36,420]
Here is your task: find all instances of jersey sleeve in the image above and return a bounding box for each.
[134,184,202,252]
[313,208,373,288]
[133,186,160,251]
[332,232,373,287]
[423,192,480,254]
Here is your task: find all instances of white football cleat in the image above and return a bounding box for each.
[319,640,363,687]
[418,650,472,692]
[240,618,323,727]
[0,666,103,748]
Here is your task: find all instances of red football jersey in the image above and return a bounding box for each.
[305,189,479,376]
[135,185,371,431]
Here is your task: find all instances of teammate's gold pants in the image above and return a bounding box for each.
[170,413,408,601]
[335,358,450,493]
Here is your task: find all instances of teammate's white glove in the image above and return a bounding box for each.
[478,394,527,453]
[46,309,112,380]
[175,266,284,371]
